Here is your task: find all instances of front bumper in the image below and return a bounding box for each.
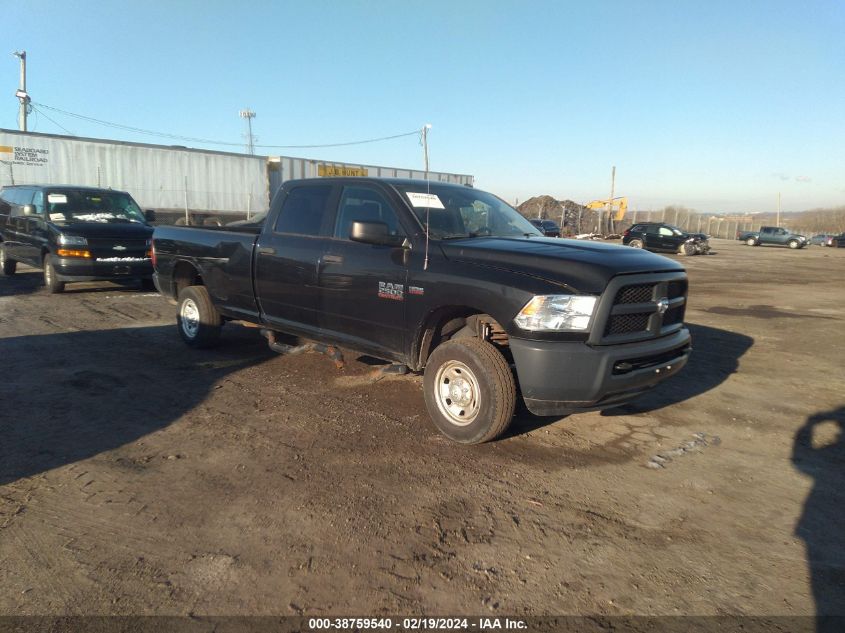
[53,257,153,282]
[510,328,691,416]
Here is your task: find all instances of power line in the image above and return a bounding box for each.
[32,102,421,150]
[30,104,76,136]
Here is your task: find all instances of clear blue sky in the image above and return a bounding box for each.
[6,0,843,213]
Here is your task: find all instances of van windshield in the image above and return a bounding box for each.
[394,184,542,239]
[46,190,146,224]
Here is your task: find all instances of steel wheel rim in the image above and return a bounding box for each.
[0,248,5,267]
[631,240,642,248]
[433,360,481,426]
[180,298,200,339]
[44,261,52,284]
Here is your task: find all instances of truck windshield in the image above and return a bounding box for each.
[46,190,146,224]
[395,184,542,239]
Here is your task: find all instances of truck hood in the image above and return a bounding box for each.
[439,236,683,293]
[50,222,153,240]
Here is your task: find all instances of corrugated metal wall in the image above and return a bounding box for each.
[0,130,474,216]
[0,130,268,215]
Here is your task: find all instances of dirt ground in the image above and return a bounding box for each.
[1,239,843,617]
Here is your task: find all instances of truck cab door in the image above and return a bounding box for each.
[318,185,410,361]
[254,184,337,334]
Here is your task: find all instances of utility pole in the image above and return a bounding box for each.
[13,50,30,132]
[239,109,256,155]
[422,124,432,176]
[777,192,781,227]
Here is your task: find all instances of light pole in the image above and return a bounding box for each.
[13,50,30,132]
[239,109,256,155]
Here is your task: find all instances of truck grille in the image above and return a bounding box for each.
[592,272,688,345]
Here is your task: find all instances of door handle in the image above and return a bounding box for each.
[257,247,276,255]
[322,255,343,264]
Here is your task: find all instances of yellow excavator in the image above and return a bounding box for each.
[585,197,628,222]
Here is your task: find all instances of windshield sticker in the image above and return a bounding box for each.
[47,194,67,204]
[406,192,445,209]
[378,281,404,301]
[72,213,135,223]
[49,213,66,221]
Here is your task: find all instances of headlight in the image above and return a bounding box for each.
[514,295,598,331]
[58,234,87,246]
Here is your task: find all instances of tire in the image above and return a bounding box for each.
[0,244,16,276]
[423,338,516,444]
[628,238,644,249]
[679,242,696,256]
[745,237,757,246]
[43,255,65,293]
[176,285,222,348]
[788,239,800,249]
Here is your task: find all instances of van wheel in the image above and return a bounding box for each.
[628,239,643,249]
[177,285,222,348]
[43,255,65,293]
[423,338,516,444]
[0,245,16,276]
[745,237,757,246]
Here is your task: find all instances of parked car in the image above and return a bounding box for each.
[152,177,691,444]
[832,233,845,248]
[809,234,834,246]
[737,226,807,249]
[622,222,710,255]
[0,185,156,292]
[529,218,561,237]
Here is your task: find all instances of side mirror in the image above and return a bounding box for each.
[22,204,36,216]
[144,209,157,222]
[349,221,405,247]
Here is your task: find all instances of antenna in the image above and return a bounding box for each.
[422,124,432,270]
[239,109,257,154]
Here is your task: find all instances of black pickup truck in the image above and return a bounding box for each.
[153,178,691,444]
[0,185,155,292]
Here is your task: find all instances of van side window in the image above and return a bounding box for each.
[274,186,333,236]
[334,187,403,240]
[31,190,45,214]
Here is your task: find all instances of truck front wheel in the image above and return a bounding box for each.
[43,255,65,293]
[423,338,516,444]
[746,237,757,246]
[177,285,222,348]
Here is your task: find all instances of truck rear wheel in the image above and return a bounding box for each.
[423,338,516,444]
[177,285,222,348]
[0,245,16,276]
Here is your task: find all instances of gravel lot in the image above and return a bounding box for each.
[1,238,843,617]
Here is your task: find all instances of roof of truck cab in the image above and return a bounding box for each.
[283,177,473,189]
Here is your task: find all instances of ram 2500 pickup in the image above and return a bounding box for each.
[152,178,692,444]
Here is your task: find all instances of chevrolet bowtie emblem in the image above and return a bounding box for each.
[113,245,127,251]
[657,298,669,315]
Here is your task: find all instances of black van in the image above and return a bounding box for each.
[0,185,155,292]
